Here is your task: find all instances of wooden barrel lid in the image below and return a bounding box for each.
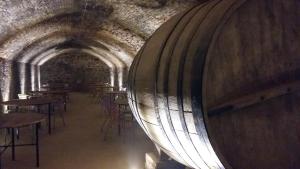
[202,0,300,168]
[0,112,45,128]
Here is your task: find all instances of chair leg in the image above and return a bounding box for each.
[53,113,56,129]
[31,125,35,143]
[102,121,110,141]
[102,119,113,141]
[100,119,108,133]
[59,112,66,126]
[16,128,20,140]
[121,116,125,137]
[0,153,2,169]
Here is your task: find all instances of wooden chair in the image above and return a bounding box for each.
[115,99,134,137]
[100,95,118,140]
[51,98,66,129]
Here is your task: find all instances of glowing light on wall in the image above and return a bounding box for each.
[37,66,41,90]
[31,64,36,91]
[118,69,123,90]
[19,63,26,94]
[2,61,12,113]
[3,69,11,102]
[110,70,115,87]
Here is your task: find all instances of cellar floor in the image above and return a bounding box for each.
[0,92,156,169]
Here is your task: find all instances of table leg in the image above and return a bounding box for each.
[109,94,112,115]
[35,123,40,167]
[37,105,41,113]
[16,129,19,140]
[48,103,51,135]
[118,105,121,136]
[0,152,2,169]
[11,128,15,161]
[64,95,67,112]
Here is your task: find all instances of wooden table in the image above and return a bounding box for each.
[114,99,129,107]
[1,97,60,134]
[0,112,45,168]
[28,90,69,112]
[105,91,127,99]
[95,86,118,94]
[105,91,127,111]
[106,91,127,94]
[103,91,127,135]
[114,98,129,136]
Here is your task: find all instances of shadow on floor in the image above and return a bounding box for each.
[0,92,156,169]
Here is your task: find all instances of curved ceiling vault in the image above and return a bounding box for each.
[0,0,205,93]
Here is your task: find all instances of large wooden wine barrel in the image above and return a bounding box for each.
[127,0,300,168]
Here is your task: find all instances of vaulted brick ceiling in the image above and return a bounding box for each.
[0,0,204,68]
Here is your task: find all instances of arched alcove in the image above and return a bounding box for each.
[40,52,111,91]
[0,1,206,168]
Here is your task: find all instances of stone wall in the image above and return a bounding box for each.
[40,54,111,91]
[0,59,36,112]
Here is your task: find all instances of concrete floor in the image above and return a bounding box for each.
[0,93,156,169]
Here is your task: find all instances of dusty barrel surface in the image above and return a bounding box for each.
[127,0,300,168]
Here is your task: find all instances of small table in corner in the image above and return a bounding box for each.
[1,97,60,134]
[28,90,69,112]
[0,112,45,169]
[114,98,130,136]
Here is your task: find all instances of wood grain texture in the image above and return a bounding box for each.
[0,112,45,128]
[1,97,60,106]
[203,0,300,168]
[128,0,300,168]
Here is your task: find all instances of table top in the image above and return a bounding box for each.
[0,112,45,128]
[114,99,129,105]
[105,91,127,95]
[96,86,116,88]
[1,97,60,106]
[28,90,69,94]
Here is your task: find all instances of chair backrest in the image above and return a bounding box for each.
[100,95,110,107]
[100,95,118,118]
[18,94,29,99]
